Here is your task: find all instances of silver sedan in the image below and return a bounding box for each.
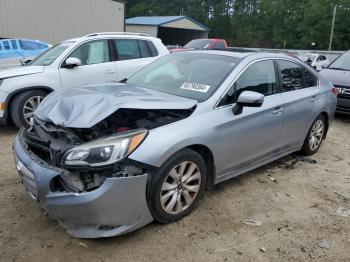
[13,51,337,238]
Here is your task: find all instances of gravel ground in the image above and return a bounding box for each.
[0,116,349,262]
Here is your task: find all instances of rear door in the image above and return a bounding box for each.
[59,39,117,88]
[113,39,159,81]
[277,60,321,148]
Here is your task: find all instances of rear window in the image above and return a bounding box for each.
[184,39,211,49]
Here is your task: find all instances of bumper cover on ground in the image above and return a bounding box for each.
[13,134,154,238]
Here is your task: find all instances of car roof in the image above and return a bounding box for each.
[187,50,295,60]
[63,32,158,43]
[187,49,255,58]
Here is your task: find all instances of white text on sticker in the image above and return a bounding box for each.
[180,82,211,93]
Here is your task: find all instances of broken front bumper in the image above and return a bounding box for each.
[13,133,154,238]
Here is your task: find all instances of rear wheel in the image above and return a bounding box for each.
[300,115,326,155]
[147,148,207,223]
[10,90,47,128]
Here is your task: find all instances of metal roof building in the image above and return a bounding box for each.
[126,16,209,46]
[0,0,125,44]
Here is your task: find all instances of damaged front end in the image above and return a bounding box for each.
[24,107,193,192]
[14,105,194,238]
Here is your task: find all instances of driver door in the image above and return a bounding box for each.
[210,60,285,177]
[59,39,117,88]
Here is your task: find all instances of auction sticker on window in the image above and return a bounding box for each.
[180,82,211,93]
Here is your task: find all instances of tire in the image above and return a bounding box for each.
[300,114,326,156]
[147,148,207,224]
[10,90,48,128]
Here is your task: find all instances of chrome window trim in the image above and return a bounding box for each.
[215,57,320,110]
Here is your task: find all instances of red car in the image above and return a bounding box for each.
[170,38,228,53]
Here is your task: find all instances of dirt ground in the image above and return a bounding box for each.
[0,116,349,262]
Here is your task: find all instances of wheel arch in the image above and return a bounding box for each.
[5,86,54,119]
[319,111,329,139]
[187,144,216,190]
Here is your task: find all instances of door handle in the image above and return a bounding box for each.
[105,69,115,75]
[272,107,284,115]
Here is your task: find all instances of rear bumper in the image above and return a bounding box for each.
[336,98,350,115]
[13,132,154,238]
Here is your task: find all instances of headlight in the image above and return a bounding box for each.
[62,129,147,167]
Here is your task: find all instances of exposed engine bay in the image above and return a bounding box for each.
[23,108,194,192]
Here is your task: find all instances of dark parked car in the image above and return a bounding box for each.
[320,52,350,114]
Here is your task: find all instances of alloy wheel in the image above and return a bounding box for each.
[309,119,324,151]
[160,161,202,215]
[23,96,44,125]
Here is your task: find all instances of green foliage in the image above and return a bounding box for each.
[125,0,350,50]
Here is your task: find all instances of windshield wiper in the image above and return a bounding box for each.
[328,67,350,71]
[118,78,127,83]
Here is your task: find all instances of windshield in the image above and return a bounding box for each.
[29,42,74,66]
[328,53,350,71]
[184,39,211,49]
[127,52,240,101]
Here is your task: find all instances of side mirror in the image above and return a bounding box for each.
[64,57,82,68]
[232,91,264,115]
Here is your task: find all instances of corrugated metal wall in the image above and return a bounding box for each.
[125,25,158,37]
[0,0,125,44]
[162,18,206,31]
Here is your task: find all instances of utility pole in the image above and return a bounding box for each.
[329,4,338,51]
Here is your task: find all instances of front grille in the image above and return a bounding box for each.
[335,85,350,99]
[23,129,53,164]
[15,158,38,200]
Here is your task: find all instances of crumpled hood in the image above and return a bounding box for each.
[0,66,44,79]
[319,68,350,87]
[34,82,197,128]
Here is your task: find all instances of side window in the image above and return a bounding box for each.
[147,41,158,57]
[68,40,110,65]
[3,41,10,50]
[219,60,276,106]
[304,69,318,88]
[0,43,3,50]
[114,39,141,61]
[138,40,152,58]
[278,60,304,92]
[11,40,18,49]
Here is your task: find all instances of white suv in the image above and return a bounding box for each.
[0,32,169,127]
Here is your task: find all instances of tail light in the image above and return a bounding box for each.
[332,87,339,97]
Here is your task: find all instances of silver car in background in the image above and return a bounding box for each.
[13,51,337,238]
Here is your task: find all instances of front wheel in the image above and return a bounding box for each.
[147,148,207,223]
[10,90,47,128]
[300,115,326,155]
